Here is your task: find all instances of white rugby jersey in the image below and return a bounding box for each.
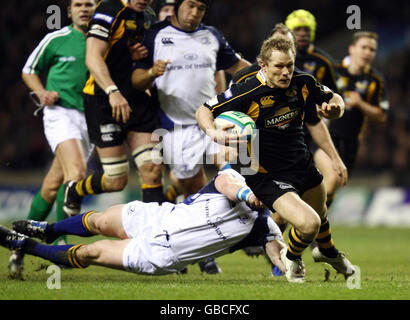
[158,169,282,266]
[133,18,241,128]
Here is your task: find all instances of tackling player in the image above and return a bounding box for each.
[2,169,286,277]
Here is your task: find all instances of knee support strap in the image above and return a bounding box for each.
[132,143,162,168]
[100,155,129,179]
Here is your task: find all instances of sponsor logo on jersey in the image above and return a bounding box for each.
[93,13,114,24]
[223,88,233,99]
[260,96,275,108]
[273,180,294,190]
[264,107,301,129]
[161,37,174,45]
[355,80,368,93]
[184,53,198,61]
[58,56,76,62]
[125,20,137,30]
[303,61,316,74]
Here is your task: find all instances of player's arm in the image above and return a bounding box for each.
[214,172,264,208]
[131,59,171,91]
[317,92,345,119]
[265,238,286,273]
[21,73,59,106]
[346,91,387,123]
[224,58,251,76]
[86,37,131,123]
[306,120,348,186]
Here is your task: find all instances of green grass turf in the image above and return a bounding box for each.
[0,226,409,300]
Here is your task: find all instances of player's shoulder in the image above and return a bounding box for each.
[232,62,260,84]
[367,66,386,84]
[39,25,73,47]
[292,67,317,83]
[310,45,336,65]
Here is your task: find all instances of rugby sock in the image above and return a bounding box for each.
[316,216,339,258]
[53,184,68,245]
[47,211,96,239]
[73,172,106,197]
[27,192,53,221]
[287,226,312,261]
[165,185,181,203]
[142,183,165,203]
[24,239,87,268]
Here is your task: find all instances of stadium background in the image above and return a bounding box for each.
[0,0,409,226]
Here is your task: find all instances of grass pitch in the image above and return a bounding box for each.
[0,226,409,300]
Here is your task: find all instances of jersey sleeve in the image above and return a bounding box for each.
[206,26,240,71]
[375,75,390,113]
[22,34,56,75]
[87,0,123,42]
[304,75,334,124]
[203,82,255,118]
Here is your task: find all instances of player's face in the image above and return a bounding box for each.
[176,0,207,31]
[159,5,175,21]
[293,26,311,50]
[349,37,377,69]
[261,49,295,89]
[69,0,96,30]
[129,0,151,12]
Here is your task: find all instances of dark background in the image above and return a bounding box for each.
[0,0,409,186]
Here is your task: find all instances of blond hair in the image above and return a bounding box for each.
[258,37,296,64]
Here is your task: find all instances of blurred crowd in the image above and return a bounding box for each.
[0,0,408,186]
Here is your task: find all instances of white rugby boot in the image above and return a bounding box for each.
[312,247,355,279]
[280,248,305,283]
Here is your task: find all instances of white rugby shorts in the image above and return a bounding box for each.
[43,105,93,159]
[161,124,219,179]
[121,200,180,275]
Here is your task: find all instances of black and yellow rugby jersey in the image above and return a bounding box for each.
[296,44,338,92]
[84,0,156,96]
[204,69,334,174]
[329,61,389,140]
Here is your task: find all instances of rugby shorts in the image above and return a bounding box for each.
[84,92,159,148]
[244,152,323,209]
[121,200,179,275]
[42,105,94,159]
[161,124,220,179]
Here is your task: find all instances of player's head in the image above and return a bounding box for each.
[174,0,209,31]
[257,37,296,89]
[285,9,316,50]
[269,23,297,50]
[348,31,378,69]
[68,0,96,32]
[157,0,176,21]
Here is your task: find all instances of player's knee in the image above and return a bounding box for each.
[101,155,130,191]
[77,243,101,265]
[67,166,87,182]
[132,143,162,169]
[299,213,321,237]
[139,162,163,185]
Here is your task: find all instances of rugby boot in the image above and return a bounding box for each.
[312,246,355,279]
[12,220,57,244]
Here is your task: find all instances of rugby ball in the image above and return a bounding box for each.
[214,111,256,140]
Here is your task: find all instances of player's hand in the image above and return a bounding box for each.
[38,90,59,106]
[247,193,265,209]
[209,124,248,146]
[317,102,342,119]
[331,156,348,186]
[345,91,362,108]
[149,59,171,78]
[128,42,148,61]
[109,91,132,123]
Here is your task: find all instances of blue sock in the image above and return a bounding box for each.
[24,238,74,267]
[50,212,94,238]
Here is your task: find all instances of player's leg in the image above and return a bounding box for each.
[313,148,342,208]
[302,182,355,277]
[127,131,165,203]
[1,224,130,270]
[13,204,127,243]
[27,157,64,221]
